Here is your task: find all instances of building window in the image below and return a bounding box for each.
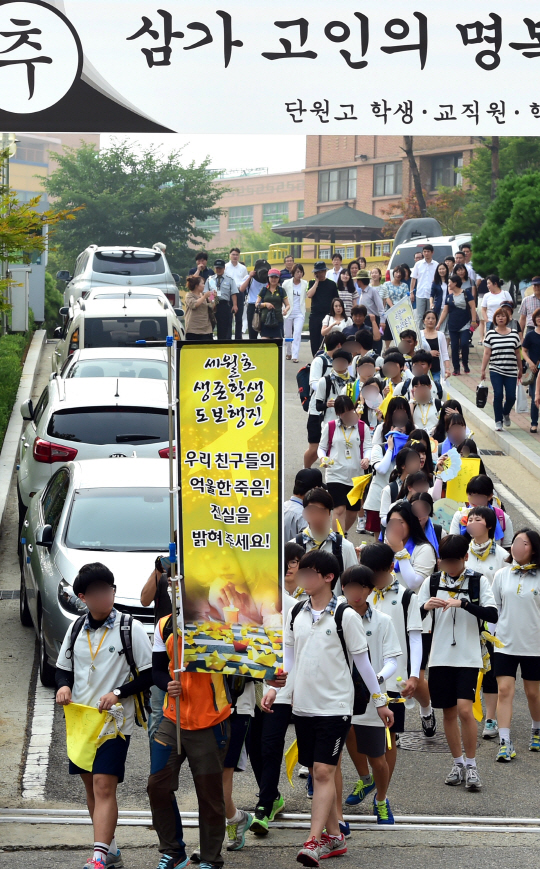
[318,167,357,202]
[335,246,355,259]
[296,200,305,219]
[196,215,221,234]
[262,202,288,226]
[373,162,402,197]
[12,141,46,165]
[228,206,254,231]
[15,190,44,204]
[431,154,463,189]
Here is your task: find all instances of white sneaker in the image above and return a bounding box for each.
[503,414,511,427]
[482,719,499,739]
[298,765,310,778]
[495,421,503,431]
[356,516,366,533]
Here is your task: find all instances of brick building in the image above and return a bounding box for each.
[304,135,479,222]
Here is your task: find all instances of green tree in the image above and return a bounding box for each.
[231,221,289,255]
[462,137,540,210]
[471,171,540,280]
[42,140,227,278]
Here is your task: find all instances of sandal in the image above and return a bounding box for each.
[292,358,299,363]
[286,355,292,360]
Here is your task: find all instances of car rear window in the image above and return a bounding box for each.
[48,407,169,445]
[91,293,163,301]
[67,359,167,380]
[65,487,169,551]
[84,316,168,347]
[93,251,165,276]
[391,244,453,270]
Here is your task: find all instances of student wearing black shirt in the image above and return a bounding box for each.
[188,252,215,282]
[307,261,339,356]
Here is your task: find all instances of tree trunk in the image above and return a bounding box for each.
[490,136,500,201]
[402,136,428,217]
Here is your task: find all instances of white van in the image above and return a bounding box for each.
[57,245,180,306]
[386,233,473,280]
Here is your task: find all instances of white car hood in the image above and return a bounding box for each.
[55,547,166,604]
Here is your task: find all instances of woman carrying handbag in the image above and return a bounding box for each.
[255,269,290,339]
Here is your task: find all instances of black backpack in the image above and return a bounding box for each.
[295,532,344,577]
[66,612,151,727]
[429,571,483,634]
[289,599,370,716]
[297,354,329,412]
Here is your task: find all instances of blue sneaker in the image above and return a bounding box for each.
[156,856,190,869]
[306,773,313,800]
[373,796,395,825]
[345,776,375,806]
[496,739,516,762]
[339,821,351,839]
[530,729,540,752]
[226,809,253,851]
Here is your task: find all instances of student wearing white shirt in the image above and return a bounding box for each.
[449,475,514,549]
[379,448,422,523]
[318,395,372,533]
[410,244,439,327]
[304,332,346,470]
[464,507,509,741]
[480,275,514,340]
[267,550,392,865]
[409,374,441,433]
[326,253,343,283]
[290,487,359,576]
[363,399,414,535]
[314,351,355,425]
[284,468,323,542]
[225,247,249,340]
[337,565,401,826]
[283,265,308,361]
[492,529,540,762]
[56,564,153,869]
[419,535,498,792]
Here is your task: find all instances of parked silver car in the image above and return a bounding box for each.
[53,347,169,380]
[20,458,171,686]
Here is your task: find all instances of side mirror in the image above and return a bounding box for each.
[20,399,34,421]
[56,270,72,282]
[172,273,180,283]
[59,306,69,317]
[36,524,53,548]
[174,308,184,317]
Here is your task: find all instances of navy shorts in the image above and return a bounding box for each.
[69,734,131,783]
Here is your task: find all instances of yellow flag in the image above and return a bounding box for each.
[473,671,484,723]
[379,383,394,418]
[347,473,372,505]
[285,738,299,785]
[64,703,124,772]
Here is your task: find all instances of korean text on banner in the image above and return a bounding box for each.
[385,298,419,347]
[446,457,481,503]
[177,341,283,680]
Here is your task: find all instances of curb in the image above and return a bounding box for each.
[0,330,46,533]
[446,381,540,483]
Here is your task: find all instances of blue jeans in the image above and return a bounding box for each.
[148,685,166,743]
[432,370,441,384]
[530,375,539,427]
[449,329,470,372]
[490,370,517,423]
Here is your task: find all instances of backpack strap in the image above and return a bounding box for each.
[401,588,413,677]
[65,615,86,664]
[326,419,337,456]
[389,480,400,503]
[333,601,353,671]
[429,571,442,635]
[324,374,333,406]
[119,612,149,726]
[331,535,344,577]
[358,420,365,459]
[288,599,306,633]
[295,533,307,551]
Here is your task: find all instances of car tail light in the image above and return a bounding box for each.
[159,446,176,458]
[385,269,390,282]
[33,438,78,464]
[68,327,79,356]
[173,328,180,340]
[165,293,176,304]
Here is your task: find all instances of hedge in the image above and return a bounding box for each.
[0,332,31,451]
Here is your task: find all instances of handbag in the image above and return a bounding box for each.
[521,364,535,386]
[516,382,529,414]
[208,304,217,330]
[476,381,488,408]
[264,307,279,328]
[252,308,261,333]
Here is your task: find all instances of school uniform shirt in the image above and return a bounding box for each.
[412,401,440,433]
[267,591,304,707]
[450,507,514,548]
[394,544,438,592]
[369,578,423,693]
[326,267,343,284]
[56,609,152,736]
[236,681,256,717]
[352,608,401,727]
[307,354,333,418]
[291,527,358,573]
[411,259,439,299]
[492,564,540,656]
[284,594,368,716]
[314,372,355,423]
[284,495,306,541]
[318,419,372,486]
[387,371,413,397]
[418,571,496,668]
[467,541,509,584]
[363,441,394,512]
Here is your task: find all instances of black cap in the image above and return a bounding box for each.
[314,260,327,272]
[214,258,226,267]
[294,468,323,496]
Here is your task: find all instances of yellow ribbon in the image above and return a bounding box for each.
[285,738,299,786]
[473,631,505,722]
[379,383,394,418]
[347,473,372,505]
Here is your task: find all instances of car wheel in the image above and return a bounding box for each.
[19,564,32,627]
[38,612,56,688]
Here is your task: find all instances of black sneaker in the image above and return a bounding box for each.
[156,855,189,869]
[421,711,437,738]
[250,807,270,836]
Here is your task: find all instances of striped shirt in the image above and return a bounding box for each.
[484,328,521,376]
[519,294,540,327]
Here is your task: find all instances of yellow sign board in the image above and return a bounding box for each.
[385,297,419,347]
[446,458,481,504]
[177,341,283,679]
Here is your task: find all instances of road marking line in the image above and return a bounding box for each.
[495,482,540,527]
[21,684,55,800]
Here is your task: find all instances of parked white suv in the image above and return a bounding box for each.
[53,296,184,372]
[386,233,473,279]
[17,376,171,523]
[53,347,168,380]
[57,244,180,305]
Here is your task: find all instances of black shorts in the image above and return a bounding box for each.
[428,666,478,709]
[307,414,322,444]
[388,691,406,734]
[69,734,131,783]
[326,482,362,512]
[224,711,251,771]
[493,653,540,682]
[482,641,498,694]
[421,633,432,670]
[353,724,386,758]
[294,714,351,767]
